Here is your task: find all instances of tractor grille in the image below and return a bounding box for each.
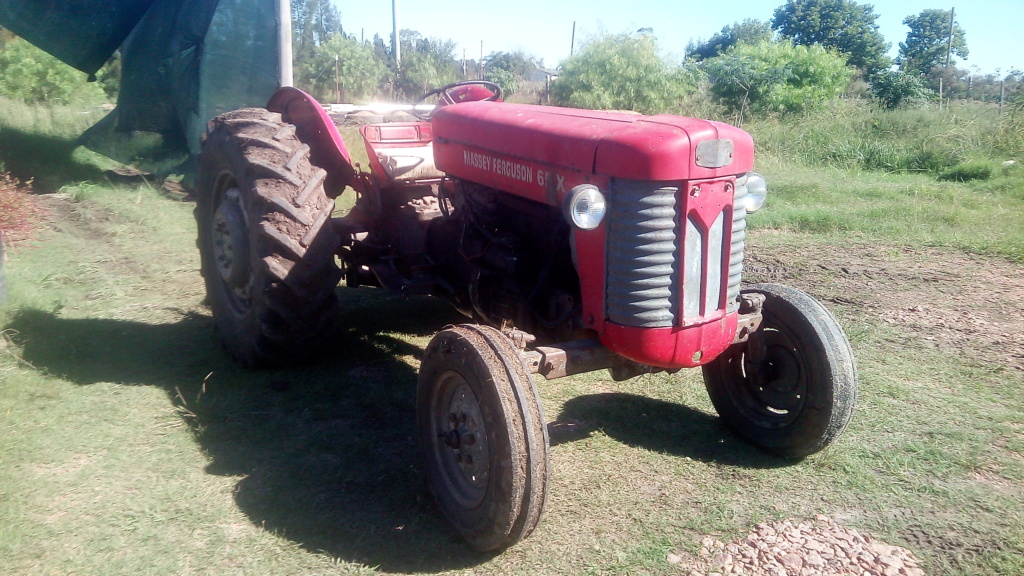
[605,179,744,328]
[728,184,747,313]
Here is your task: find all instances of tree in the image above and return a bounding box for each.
[550,32,700,114]
[297,34,387,103]
[482,51,540,97]
[483,51,539,78]
[0,37,105,104]
[898,9,968,76]
[772,0,890,74]
[703,39,854,117]
[292,0,343,62]
[394,32,459,98]
[870,71,931,109]
[686,19,773,62]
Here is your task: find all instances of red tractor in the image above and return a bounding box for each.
[195,82,857,551]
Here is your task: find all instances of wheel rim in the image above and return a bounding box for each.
[431,369,491,510]
[734,324,809,428]
[211,187,252,311]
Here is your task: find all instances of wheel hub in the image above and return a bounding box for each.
[211,188,251,295]
[434,377,490,507]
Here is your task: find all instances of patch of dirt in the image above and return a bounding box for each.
[0,172,49,244]
[673,515,924,576]
[745,241,1024,372]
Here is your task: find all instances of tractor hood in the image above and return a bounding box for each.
[431,102,755,183]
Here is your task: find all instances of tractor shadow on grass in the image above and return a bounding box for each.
[3,291,499,572]
[0,126,110,192]
[549,393,793,469]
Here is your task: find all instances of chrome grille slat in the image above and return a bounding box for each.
[605,178,747,325]
[728,185,747,312]
[605,181,678,327]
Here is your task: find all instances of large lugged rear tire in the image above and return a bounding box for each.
[702,283,857,459]
[196,108,342,367]
[417,325,550,551]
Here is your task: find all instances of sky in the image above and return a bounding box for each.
[335,0,1022,77]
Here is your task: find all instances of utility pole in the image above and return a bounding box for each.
[335,54,340,103]
[570,21,576,56]
[944,7,955,68]
[278,0,293,87]
[392,0,401,70]
[479,41,484,80]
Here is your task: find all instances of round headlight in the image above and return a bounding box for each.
[564,184,607,230]
[740,172,768,213]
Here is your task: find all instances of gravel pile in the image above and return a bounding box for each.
[672,515,925,576]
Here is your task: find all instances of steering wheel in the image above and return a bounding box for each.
[413,81,502,120]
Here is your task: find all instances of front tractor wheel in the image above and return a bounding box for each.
[702,283,857,459]
[196,108,342,367]
[417,325,550,551]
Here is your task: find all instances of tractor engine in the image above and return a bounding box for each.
[424,180,583,343]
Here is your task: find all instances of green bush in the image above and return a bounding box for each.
[870,71,932,109]
[297,34,388,103]
[937,162,995,182]
[551,32,700,114]
[703,40,854,117]
[484,68,518,98]
[0,38,106,105]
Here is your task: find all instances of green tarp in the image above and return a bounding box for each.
[0,0,283,171]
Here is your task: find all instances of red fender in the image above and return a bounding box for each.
[266,87,356,195]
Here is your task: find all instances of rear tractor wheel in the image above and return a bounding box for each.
[417,325,550,551]
[196,108,342,367]
[702,283,858,458]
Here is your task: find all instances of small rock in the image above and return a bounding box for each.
[780,552,803,571]
[667,553,683,565]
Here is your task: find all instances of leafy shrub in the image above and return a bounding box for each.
[703,40,854,117]
[937,162,995,182]
[870,71,932,109]
[484,68,518,98]
[551,32,700,114]
[393,35,460,99]
[297,34,388,103]
[0,38,106,104]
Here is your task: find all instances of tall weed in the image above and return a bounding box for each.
[749,99,1016,174]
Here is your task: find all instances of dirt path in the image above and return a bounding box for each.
[745,239,1024,373]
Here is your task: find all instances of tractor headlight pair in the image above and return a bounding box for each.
[563,173,767,230]
[736,172,768,213]
[564,185,607,230]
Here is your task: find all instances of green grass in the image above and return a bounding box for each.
[750,99,1022,173]
[1,101,1023,575]
[747,160,1024,262]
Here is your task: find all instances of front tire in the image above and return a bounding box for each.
[417,325,550,551]
[196,108,342,367]
[702,284,857,458]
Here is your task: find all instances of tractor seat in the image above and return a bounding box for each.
[374,145,444,181]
